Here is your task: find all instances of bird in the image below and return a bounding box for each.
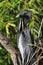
[17,9,34,65]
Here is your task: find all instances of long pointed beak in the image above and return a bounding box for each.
[22,20,24,30]
[19,19,24,32]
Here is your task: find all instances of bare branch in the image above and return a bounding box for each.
[0,32,19,65]
[0,32,17,54]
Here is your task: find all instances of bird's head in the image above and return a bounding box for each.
[18,9,32,32]
[19,9,32,24]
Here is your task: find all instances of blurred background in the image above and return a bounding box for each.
[0,0,43,65]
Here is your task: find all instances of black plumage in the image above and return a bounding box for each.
[17,9,34,65]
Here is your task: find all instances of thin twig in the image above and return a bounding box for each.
[27,43,43,50]
[38,18,43,38]
[32,56,43,65]
[26,48,40,65]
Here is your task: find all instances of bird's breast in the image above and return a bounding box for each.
[18,34,24,52]
[18,34,25,58]
[18,33,31,57]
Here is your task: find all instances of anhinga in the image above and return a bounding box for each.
[17,9,34,65]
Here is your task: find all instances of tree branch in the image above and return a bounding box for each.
[0,32,19,65]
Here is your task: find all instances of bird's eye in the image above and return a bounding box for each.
[23,15,30,23]
[19,15,23,18]
[24,15,29,19]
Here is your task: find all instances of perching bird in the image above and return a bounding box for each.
[17,9,34,65]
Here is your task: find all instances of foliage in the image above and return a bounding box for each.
[0,0,43,65]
